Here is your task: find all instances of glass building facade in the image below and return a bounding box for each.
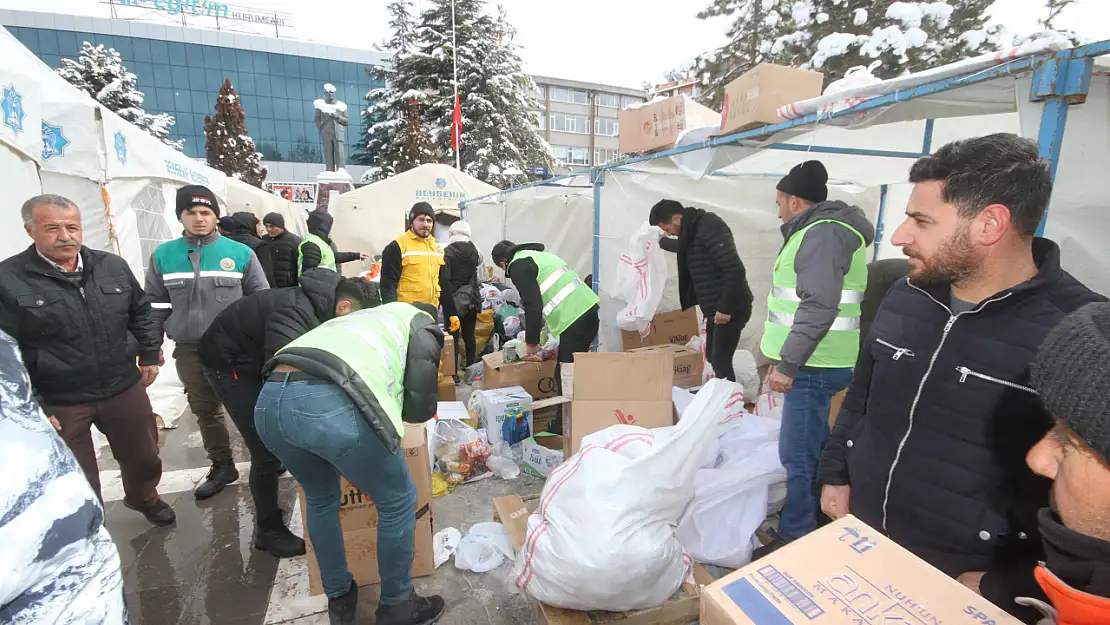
[5,25,382,165]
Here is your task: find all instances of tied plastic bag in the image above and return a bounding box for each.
[486,455,520,480]
[514,379,746,611]
[455,523,515,573]
[503,316,523,340]
[612,224,670,334]
[432,419,491,486]
[824,60,882,95]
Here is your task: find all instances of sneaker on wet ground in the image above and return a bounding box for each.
[375,592,445,625]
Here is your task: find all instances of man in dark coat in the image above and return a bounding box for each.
[651,200,754,381]
[444,220,483,368]
[263,212,302,288]
[300,210,366,273]
[226,211,276,286]
[0,194,173,526]
[817,134,1106,621]
[198,269,379,558]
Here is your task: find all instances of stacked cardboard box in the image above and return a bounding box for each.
[439,335,456,377]
[719,63,824,135]
[566,351,676,454]
[481,351,558,399]
[618,95,722,154]
[621,308,700,351]
[299,423,434,595]
[628,344,703,389]
[474,386,535,448]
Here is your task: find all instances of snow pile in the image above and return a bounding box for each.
[853,8,868,26]
[314,99,348,114]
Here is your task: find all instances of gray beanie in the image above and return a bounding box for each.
[1031,302,1110,463]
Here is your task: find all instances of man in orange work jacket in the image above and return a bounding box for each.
[380,202,459,334]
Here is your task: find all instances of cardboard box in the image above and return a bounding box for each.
[437,378,457,402]
[474,386,534,448]
[629,344,703,389]
[439,335,456,376]
[621,308,700,351]
[719,63,824,135]
[522,433,565,478]
[618,95,721,154]
[568,351,676,454]
[299,423,434,595]
[701,515,1022,625]
[527,395,567,435]
[481,351,558,399]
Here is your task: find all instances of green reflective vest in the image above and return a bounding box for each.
[760,219,869,368]
[510,250,599,337]
[278,302,429,439]
[298,233,336,274]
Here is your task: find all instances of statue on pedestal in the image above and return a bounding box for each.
[314,83,348,172]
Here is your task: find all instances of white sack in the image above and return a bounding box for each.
[514,379,746,611]
[611,225,670,334]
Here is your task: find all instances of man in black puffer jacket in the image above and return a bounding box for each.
[651,200,753,381]
[444,220,483,368]
[198,269,379,558]
[817,134,1106,622]
[263,212,302,288]
[227,211,276,286]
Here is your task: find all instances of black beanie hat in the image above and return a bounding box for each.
[777,160,829,204]
[410,201,435,225]
[217,216,236,232]
[176,184,220,219]
[1031,302,1110,464]
[491,240,515,267]
[263,212,285,229]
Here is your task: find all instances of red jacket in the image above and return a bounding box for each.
[1036,566,1110,625]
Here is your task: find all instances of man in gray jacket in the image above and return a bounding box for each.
[758,160,874,554]
[146,185,269,499]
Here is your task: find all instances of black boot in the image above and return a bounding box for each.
[125,498,176,526]
[328,579,358,625]
[194,462,239,500]
[255,515,306,558]
[375,592,445,625]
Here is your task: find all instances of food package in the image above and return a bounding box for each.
[431,419,491,486]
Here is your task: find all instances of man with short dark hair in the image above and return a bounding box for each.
[816,134,1105,619]
[225,211,276,287]
[198,270,379,558]
[264,212,302,288]
[380,202,459,334]
[0,195,173,526]
[299,209,366,274]
[650,199,753,381]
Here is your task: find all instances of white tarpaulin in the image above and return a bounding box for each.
[332,163,499,275]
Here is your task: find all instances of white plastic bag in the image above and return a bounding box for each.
[611,224,670,334]
[486,455,520,480]
[755,367,785,423]
[514,379,746,611]
[455,522,515,573]
[823,60,883,95]
[676,414,786,568]
[433,527,462,569]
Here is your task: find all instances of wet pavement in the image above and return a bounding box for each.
[98,394,544,625]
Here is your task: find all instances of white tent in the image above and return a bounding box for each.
[331,163,498,275]
[462,40,1110,355]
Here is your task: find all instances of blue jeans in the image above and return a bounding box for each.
[254,380,416,603]
[778,367,854,541]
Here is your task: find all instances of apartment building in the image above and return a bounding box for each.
[532,75,646,173]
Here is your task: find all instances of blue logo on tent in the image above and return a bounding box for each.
[41,121,70,160]
[114,130,128,165]
[2,84,25,133]
[434,177,447,189]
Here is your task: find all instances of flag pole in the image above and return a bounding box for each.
[451,0,460,170]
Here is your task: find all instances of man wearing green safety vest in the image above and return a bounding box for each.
[757,160,875,555]
[299,209,367,275]
[255,301,445,625]
[490,241,600,369]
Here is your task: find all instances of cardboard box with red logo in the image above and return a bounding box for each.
[621,308,700,351]
[618,95,721,154]
[566,351,676,455]
[719,63,824,135]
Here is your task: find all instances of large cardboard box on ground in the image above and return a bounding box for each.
[629,344,703,389]
[621,308,700,351]
[701,515,1022,625]
[618,95,721,154]
[437,378,457,401]
[299,423,434,595]
[481,351,558,399]
[567,351,676,454]
[719,63,824,135]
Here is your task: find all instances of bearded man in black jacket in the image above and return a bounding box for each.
[816,134,1106,622]
[650,200,753,381]
[198,269,379,558]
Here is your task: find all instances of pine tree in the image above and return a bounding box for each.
[203,79,267,188]
[398,94,437,174]
[57,41,183,150]
[693,0,786,108]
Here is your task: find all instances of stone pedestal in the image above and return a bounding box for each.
[315,169,354,212]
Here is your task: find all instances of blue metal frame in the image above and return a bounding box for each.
[763,143,926,159]
[457,170,591,209]
[921,119,935,154]
[591,168,603,296]
[874,184,888,261]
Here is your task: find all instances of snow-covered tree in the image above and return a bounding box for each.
[693,0,786,108]
[1017,0,1082,47]
[58,41,183,150]
[364,0,552,187]
[203,79,267,188]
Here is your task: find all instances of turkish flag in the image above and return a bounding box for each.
[451,91,462,153]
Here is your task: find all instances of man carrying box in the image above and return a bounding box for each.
[255,301,445,625]
[490,241,599,368]
[760,160,875,551]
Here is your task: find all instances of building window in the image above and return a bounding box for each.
[550,112,590,134]
[596,93,620,108]
[532,84,546,100]
[594,117,619,136]
[550,86,589,105]
[621,95,644,109]
[534,110,546,130]
[595,148,620,164]
[551,145,590,166]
